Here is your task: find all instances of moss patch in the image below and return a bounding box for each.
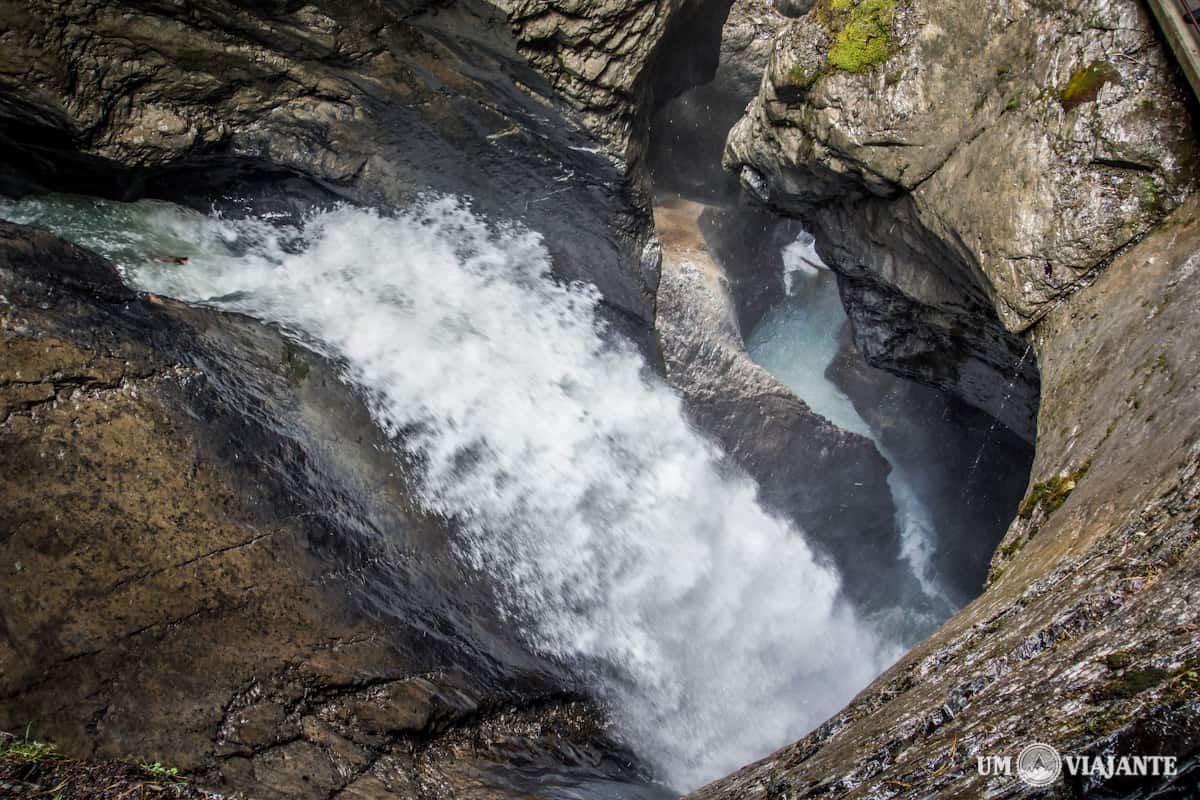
[1,730,59,762]
[1082,707,1128,737]
[1060,61,1120,111]
[826,0,899,73]
[1164,666,1200,702]
[1018,461,1091,519]
[1137,176,1162,217]
[788,63,820,88]
[1103,651,1134,671]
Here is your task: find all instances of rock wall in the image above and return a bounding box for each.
[0,222,656,798]
[0,0,661,350]
[648,0,787,200]
[689,0,1200,795]
[493,0,737,167]
[722,0,1197,441]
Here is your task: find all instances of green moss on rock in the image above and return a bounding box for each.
[1138,176,1162,217]
[827,0,899,73]
[1060,61,1120,110]
[1082,707,1128,736]
[1104,651,1134,671]
[788,63,820,88]
[1018,461,1091,519]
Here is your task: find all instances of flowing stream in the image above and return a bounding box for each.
[1,194,896,791]
[746,247,954,613]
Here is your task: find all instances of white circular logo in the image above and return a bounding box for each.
[1017,742,1062,787]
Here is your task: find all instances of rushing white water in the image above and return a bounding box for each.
[781,230,826,294]
[746,263,952,608]
[1,194,892,790]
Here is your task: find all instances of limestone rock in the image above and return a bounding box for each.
[649,0,789,201]
[494,0,735,164]
[722,0,1197,438]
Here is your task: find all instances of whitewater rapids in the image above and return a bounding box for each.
[0,194,894,790]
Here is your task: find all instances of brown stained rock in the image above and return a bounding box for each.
[0,223,654,798]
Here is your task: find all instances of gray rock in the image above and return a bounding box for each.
[652,196,908,612]
[649,0,789,201]
[722,0,1197,439]
[773,0,815,16]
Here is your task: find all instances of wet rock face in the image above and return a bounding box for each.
[495,0,737,165]
[0,222,656,798]
[722,0,1196,438]
[0,0,661,351]
[816,197,1042,443]
[652,198,909,613]
[688,194,1200,800]
[648,0,788,202]
[825,328,1033,605]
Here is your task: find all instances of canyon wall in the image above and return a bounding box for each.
[0,0,703,794]
[692,0,1200,796]
[722,0,1197,441]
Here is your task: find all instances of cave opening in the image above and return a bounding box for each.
[645,0,1039,620]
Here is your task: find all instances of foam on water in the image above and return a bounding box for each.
[1,194,894,790]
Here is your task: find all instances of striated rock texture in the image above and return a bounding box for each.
[0,222,657,799]
[652,196,910,613]
[723,0,1198,441]
[824,326,1035,607]
[0,0,664,349]
[689,193,1200,799]
[493,0,736,166]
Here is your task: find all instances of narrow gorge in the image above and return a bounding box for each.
[0,0,1197,799]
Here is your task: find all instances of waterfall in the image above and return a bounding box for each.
[1,194,894,791]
